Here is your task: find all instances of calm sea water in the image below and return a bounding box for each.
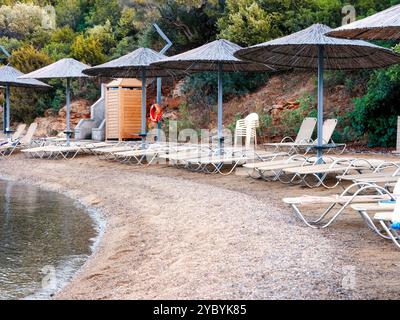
[0,179,98,299]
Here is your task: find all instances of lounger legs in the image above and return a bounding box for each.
[378,221,400,248]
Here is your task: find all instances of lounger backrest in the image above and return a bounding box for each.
[11,124,27,140]
[295,118,317,144]
[322,119,338,144]
[19,123,37,145]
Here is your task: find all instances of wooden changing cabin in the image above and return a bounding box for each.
[105,78,143,140]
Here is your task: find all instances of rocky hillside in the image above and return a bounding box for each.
[165,71,367,143]
[33,99,91,137]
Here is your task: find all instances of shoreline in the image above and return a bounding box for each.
[2,154,400,299]
[0,173,106,300]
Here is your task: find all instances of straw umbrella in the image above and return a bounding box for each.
[0,65,50,136]
[152,39,274,147]
[327,4,400,40]
[83,48,176,142]
[19,58,90,145]
[235,24,400,158]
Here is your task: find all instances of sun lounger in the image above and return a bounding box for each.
[283,179,400,233]
[22,145,83,159]
[282,158,383,188]
[0,124,27,143]
[373,208,400,248]
[0,123,38,157]
[113,146,171,165]
[76,142,118,154]
[349,183,400,248]
[184,153,248,175]
[264,117,317,154]
[243,155,331,181]
[270,119,345,155]
[106,143,200,165]
[94,144,138,160]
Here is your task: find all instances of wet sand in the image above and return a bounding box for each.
[1,153,400,299]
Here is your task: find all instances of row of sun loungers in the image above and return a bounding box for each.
[5,118,400,250]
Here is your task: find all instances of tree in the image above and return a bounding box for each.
[9,44,52,73]
[151,0,222,53]
[87,20,116,55]
[0,2,49,39]
[218,0,279,46]
[54,0,84,31]
[84,0,122,27]
[71,34,106,65]
[43,26,76,60]
[115,7,138,39]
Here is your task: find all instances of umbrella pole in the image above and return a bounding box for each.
[317,46,325,160]
[141,68,147,145]
[5,83,10,138]
[217,62,223,151]
[66,78,71,146]
[156,77,162,142]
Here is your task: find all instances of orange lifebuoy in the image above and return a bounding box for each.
[149,104,163,122]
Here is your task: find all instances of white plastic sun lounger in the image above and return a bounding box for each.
[78,142,117,153]
[348,182,400,248]
[94,145,138,160]
[243,155,333,181]
[372,203,400,249]
[263,117,316,154]
[184,153,249,175]
[295,119,346,155]
[282,158,384,188]
[283,179,400,235]
[22,145,83,159]
[336,163,400,184]
[0,123,37,157]
[0,124,27,143]
[113,146,171,165]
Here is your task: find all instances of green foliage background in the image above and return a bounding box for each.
[0,0,399,146]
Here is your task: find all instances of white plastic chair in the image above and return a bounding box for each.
[234,113,259,150]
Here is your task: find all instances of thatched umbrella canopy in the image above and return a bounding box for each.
[19,58,90,145]
[235,24,400,157]
[84,48,178,141]
[327,4,400,40]
[152,39,274,146]
[0,65,50,135]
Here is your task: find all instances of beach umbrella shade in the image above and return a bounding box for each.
[235,24,400,158]
[152,39,274,147]
[0,65,50,135]
[327,4,400,40]
[19,58,90,145]
[83,48,178,141]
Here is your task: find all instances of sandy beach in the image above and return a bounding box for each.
[1,153,400,299]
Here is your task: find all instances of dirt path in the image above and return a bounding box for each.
[1,154,400,299]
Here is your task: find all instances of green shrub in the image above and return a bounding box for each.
[258,112,273,136]
[351,65,400,147]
